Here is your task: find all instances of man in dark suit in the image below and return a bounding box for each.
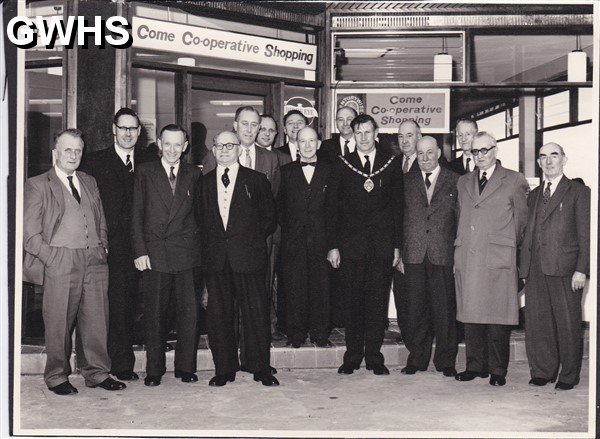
[197,130,278,387]
[320,106,358,163]
[449,119,477,176]
[257,113,290,341]
[132,124,202,387]
[80,107,156,381]
[277,127,334,348]
[398,136,459,377]
[519,142,590,390]
[23,129,126,395]
[454,132,528,387]
[327,114,403,376]
[277,109,308,161]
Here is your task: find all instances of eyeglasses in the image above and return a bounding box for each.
[471,145,496,157]
[115,125,139,134]
[214,143,239,150]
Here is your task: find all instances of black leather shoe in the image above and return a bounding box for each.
[401,365,426,375]
[144,375,162,387]
[367,364,390,375]
[114,371,139,381]
[529,377,552,386]
[92,377,127,391]
[314,339,333,348]
[440,367,457,377]
[254,372,279,386]
[455,370,489,381]
[164,343,174,352]
[175,370,198,383]
[49,381,78,395]
[337,363,359,374]
[240,365,278,375]
[208,373,236,387]
[555,381,574,390]
[489,374,506,386]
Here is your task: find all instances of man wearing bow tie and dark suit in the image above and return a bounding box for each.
[519,142,590,391]
[132,124,202,387]
[80,108,156,382]
[197,131,278,387]
[327,114,404,376]
[277,127,334,348]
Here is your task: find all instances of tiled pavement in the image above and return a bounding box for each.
[19,324,590,375]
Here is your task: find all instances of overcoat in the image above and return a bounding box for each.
[454,165,528,325]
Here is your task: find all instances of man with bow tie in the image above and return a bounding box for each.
[277,127,335,348]
[197,131,278,387]
[80,107,156,382]
[519,142,590,391]
[454,131,528,387]
[327,114,404,376]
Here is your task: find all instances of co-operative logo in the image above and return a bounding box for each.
[338,95,365,115]
[284,97,318,125]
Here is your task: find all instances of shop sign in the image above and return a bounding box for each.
[335,89,450,133]
[284,97,318,125]
[132,17,317,71]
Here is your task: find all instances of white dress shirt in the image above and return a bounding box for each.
[403,152,417,172]
[287,141,299,160]
[339,136,356,155]
[301,161,316,184]
[421,165,441,204]
[359,149,377,173]
[479,163,496,181]
[543,173,563,197]
[114,143,134,170]
[161,158,180,179]
[55,166,81,195]
[216,162,239,229]
[462,153,473,173]
[240,144,256,170]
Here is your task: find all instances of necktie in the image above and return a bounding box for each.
[479,171,488,194]
[222,167,230,188]
[465,157,471,173]
[67,176,81,204]
[542,181,552,204]
[343,140,350,156]
[363,155,371,174]
[301,162,316,167]
[125,154,132,172]
[403,156,410,174]
[169,166,176,194]
[425,172,432,189]
[295,149,301,162]
[244,147,252,168]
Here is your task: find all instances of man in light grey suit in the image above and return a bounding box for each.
[454,131,528,387]
[398,136,460,378]
[23,129,126,395]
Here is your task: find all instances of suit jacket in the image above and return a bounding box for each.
[449,156,468,175]
[132,160,202,273]
[327,151,404,260]
[23,168,108,285]
[80,145,156,253]
[198,166,277,274]
[277,160,335,259]
[202,145,281,196]
[454,165,529,325]
[401,155,420,174]
[403,166,460,266]
[270,147,292,167]
[519,176,590,278]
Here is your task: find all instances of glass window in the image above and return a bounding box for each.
[511,106,519,136]
[131,68,176,149]
[496,138,519,173]
[334,33,464,83]
[578,87,593,121]
[472,34,593,83]
[543,91,569,128]
[25,1,65,62]
[543,123,596,189]
[476,112,506,140]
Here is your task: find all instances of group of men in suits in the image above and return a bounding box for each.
[23,102,589,394]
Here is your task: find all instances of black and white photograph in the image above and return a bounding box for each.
[1,0,598,437]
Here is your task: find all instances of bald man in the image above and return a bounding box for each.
[519,142,590,390]
[398,136,460,377]
[277,127,335,348]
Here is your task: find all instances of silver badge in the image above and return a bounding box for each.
[364,178,374,192]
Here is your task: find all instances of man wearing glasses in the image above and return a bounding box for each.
[196,131,278,387]
[80,108,156,382]
[454,131,528,387]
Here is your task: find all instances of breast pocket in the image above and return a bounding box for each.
[486,234,515,270]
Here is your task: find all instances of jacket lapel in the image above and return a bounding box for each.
[464,170,478,202]
[109,147,130,182]
[427,168,448,211]
[477,165,505,204]
[542,177,570,221]
[208,172,226,234]
[47,168,65,213]
[150,161,175,210]
[168,163,190,223]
